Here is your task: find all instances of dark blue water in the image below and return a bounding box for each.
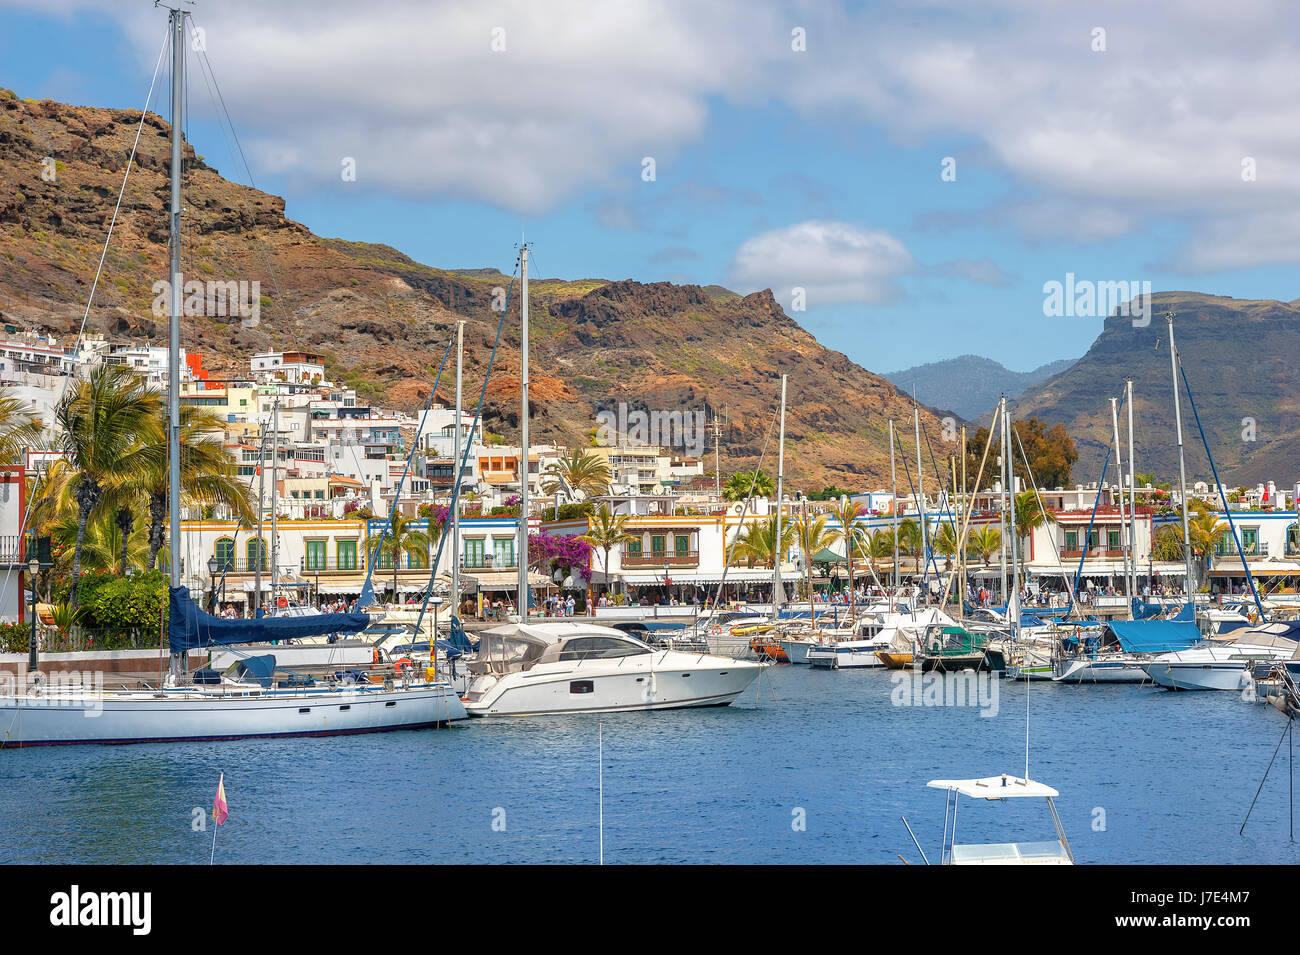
[2,667,1297,864]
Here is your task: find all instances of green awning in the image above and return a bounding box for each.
[811,547,843,563]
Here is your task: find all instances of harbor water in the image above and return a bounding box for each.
[2,666,1296,864]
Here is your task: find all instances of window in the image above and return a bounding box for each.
[407,548,426,569]
[337,539,358,570]
[1087,530,1099,548]
[651,535,666,556]
[214,537,236,571]
[464,538,485,568]
[1064,530,1078,549]
[570,680,594,694]
[674,534,689,556]
[626,538,642,557]
[246,537,268,571]
[493,537,514,568]
[558,637,649,661]
[1107,530,1120,550]
[305,540,327,571]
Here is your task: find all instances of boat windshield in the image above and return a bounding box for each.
[476,630,548,675]
[557,635,652,661]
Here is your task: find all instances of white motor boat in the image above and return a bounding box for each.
[463,621,762,716]
[1142,624,1300,691]
[919,774,1074,865]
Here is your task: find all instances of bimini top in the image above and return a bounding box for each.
[927,775,1060,799]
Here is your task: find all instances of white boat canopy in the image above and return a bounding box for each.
[927,775,1060,799]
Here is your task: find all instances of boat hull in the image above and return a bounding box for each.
[1143,662,1250,691]
[778,639,813,665]
[806,643,887,669]
[876,652,914,669]
[0,683,467,747]
[1052,658,1148,683]
[464,655,761,717]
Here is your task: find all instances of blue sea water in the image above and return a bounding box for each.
[1,666,1297,865]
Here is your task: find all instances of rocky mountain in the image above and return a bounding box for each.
[0,91,948,490]
[1006,292,1300,488]
[885,355,1076,420]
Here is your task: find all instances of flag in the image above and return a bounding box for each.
[213,773,229,827]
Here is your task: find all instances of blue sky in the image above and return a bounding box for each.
[4,0,1300,375]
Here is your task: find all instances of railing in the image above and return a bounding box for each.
[1214,541,1267,557]
[42,627,161,652]
[460,558,518,571]
[622,550,699,568]
[1060,548,1125,559]
[0,534,21,563]
[298,557,365,572]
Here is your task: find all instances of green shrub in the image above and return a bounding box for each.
[0,622,32,654]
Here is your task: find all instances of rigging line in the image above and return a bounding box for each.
[356,331,455,608]
[706,406,779,615]
[1011,417,1068,584]
[1177,361,1266,619]
[410,264,520,637]
[187,17,298,350]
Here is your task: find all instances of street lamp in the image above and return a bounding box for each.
[28,555,39,672]
[207,555,219,613]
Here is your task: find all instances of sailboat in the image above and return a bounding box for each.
[0,7,465,745]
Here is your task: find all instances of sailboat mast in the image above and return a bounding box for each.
[998,397,1007,605]
[270,397,279,608]
[914,405,927,606]
[1126,378,1138,599]
[166,7,184,592]
[1110,396,1132,603]
[889,419,899,600]
[1166,312,1196,602]
[518,245,530,619]
[452,319,463,615]
[773,374,786,617]
[1004,406,1020,631]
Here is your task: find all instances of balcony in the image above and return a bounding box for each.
[1060,548,1125,560]
[622,550,699,569]
[1214,541,1267,558]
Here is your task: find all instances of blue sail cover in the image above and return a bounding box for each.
[169,586,373,653]
[1108,620,1202,653]
[446,615,475,654]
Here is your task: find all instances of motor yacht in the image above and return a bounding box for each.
[462,621,763,716]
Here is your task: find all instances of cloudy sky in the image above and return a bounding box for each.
[4,0,1299,373]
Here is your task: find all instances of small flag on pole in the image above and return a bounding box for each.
[213,773,229,827]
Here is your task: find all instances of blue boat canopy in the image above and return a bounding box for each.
[168,586,373,653]
[1107,619,1202,653]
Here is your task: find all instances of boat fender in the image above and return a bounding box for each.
[372,647,380,665]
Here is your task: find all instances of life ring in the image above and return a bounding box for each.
[277,596,288,609]
[711,625,722,635]
[394,657,414,675]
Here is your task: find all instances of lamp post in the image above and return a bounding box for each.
[28,555,39,672]
[207,555,218,613]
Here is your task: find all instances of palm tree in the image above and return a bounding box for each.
[56,365,164,610]
[1012,489,1056,579]
[828,497,865,617]
[541,448,612,501]
[722,469,775,502]
[795,510,838,627]
[142,404,255,572]
[732,514,797,569]
[968,525,1002,567]
[579,504,636,597]
[365,511,431,602]
[896,519,923,568]
[1187,509,1227,589]
[0,387,44,464]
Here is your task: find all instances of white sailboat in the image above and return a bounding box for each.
[0,7,466,745]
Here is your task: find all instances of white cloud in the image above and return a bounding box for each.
[728,221,916,307]
[934,258,1013,287]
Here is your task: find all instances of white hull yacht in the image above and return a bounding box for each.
[463,622,762,716]
[1142,623,1300,691]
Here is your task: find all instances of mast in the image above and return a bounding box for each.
[1004,406,1021,632]
[270,396,279,610]
[960,426,967,611]
[1126,378,1138,601]
[166,6,184,593]
[517,244,530,619]
[913,405,927,606]
[1110,396,1132,603]
[889,419,899,601]
[254,419,265,615]
[773,375,787,617]
[452,319,463,616]
[1166,312,1196,602]
[998,397,1007,605]
[166,6,184,677]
